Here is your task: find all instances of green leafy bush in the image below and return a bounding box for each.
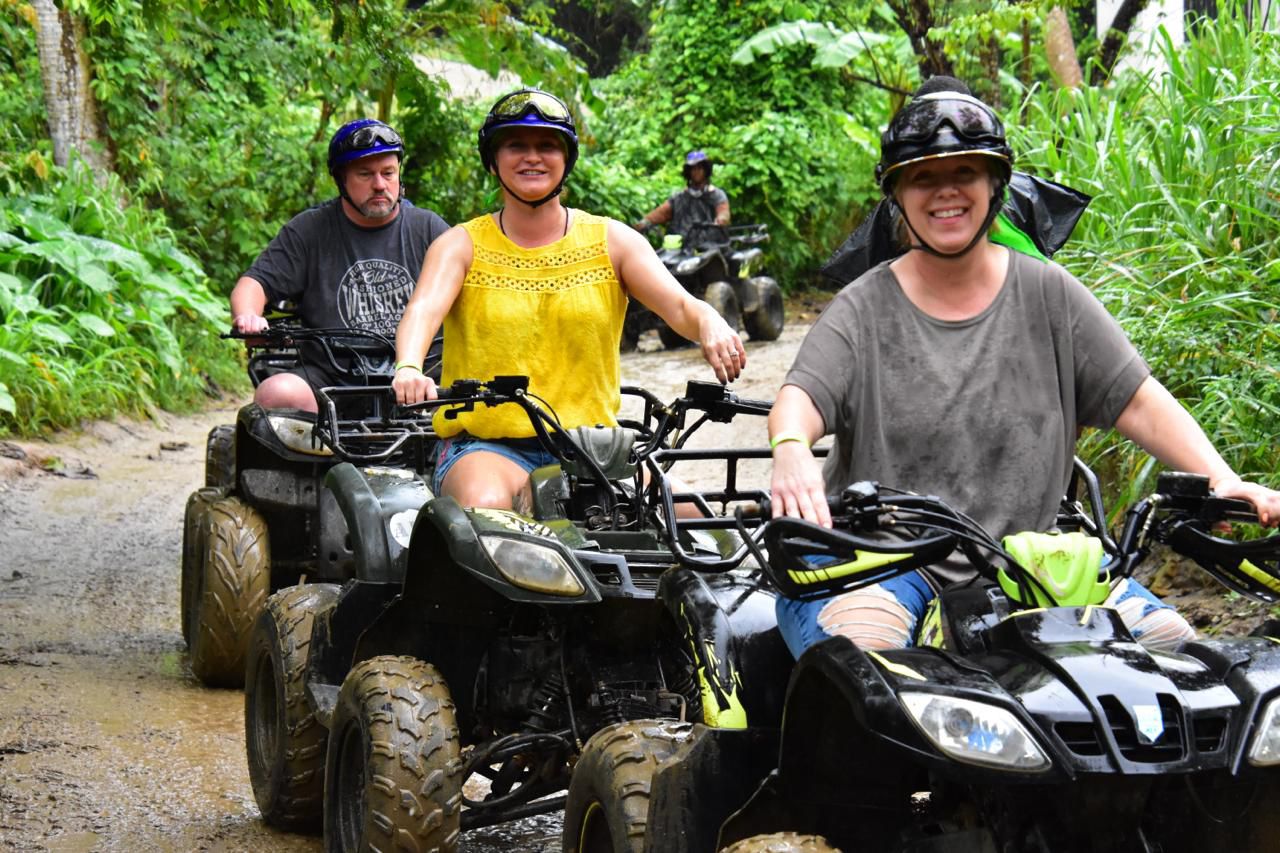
[0,160,244,435]
[1012,7,1280,497]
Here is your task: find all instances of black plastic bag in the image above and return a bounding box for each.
[819,172,1092,286]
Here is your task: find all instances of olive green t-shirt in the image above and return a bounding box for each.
[785,249,1149,585]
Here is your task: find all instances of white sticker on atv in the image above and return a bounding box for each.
[1133,704,1164,743]
[388,510,418,548]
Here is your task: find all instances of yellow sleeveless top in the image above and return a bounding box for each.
[433,210,628,439]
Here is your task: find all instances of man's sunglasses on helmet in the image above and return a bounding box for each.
[341,124,402,154]
[887,93,1004,144]
[489,90,572,123]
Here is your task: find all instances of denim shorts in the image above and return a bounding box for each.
[432,436,559,494]
[773,570,1173,660]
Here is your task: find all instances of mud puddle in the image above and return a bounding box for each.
[0,323,810,852]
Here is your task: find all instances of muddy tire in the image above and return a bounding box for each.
[181,486,225,648]
[245,583,340,831]
[188,496,270,687]
[205,424,235,489]
[720,833,840,853]
[742,277,785,342]
[563,719,694,853]
[324,656,463,853]
[705,280,742,332]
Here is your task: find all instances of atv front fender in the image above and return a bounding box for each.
[324,462,432,583]
[659,568,792,730]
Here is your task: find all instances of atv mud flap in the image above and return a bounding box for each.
[642,724,779,853]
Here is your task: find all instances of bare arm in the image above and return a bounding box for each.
[391,226,472,404]
[608,220,745,383]
[229,276,269,333]
[636,199,673,231]
[713,199,730,228]
[768,383,831,527]
[1115,376,1280,525]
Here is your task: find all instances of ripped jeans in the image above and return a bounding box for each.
[774,570,1196,659]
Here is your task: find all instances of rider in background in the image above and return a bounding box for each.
[635,151,731,239]
[229,119,449,411]
[766,76,1280,658]
[393,89,745,513]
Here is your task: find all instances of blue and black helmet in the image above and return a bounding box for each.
[682,150,713,182]
[327,119,404,177]
[478,89,579,207]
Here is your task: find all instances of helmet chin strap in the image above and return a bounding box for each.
[895,191,1002,259]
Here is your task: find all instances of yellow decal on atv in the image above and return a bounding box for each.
[471,507,554,539]
[788,550,911,585]
[867,651,925,682]
[1239,558,1280,594]
[918,598,945,649]
[678,601,748,730]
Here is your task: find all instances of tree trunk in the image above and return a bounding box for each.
[886,0,955,80]
[1045,6,1084,88]
[30,0,112,179]
[1091,0,1152,85]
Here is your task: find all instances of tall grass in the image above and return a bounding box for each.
[1011,4,1280,505]
[0,159,245,436]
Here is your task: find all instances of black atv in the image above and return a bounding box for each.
[624,223,785,351]
[241,376,796,851]
[180,323,440,687]
[670,463,1280,853]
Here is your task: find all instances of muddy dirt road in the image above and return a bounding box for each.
[0,324,809,853]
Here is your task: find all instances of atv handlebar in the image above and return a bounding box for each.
[743,469,1280,607]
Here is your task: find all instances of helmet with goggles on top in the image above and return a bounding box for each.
[327,118,405,205]
[478,88,579,207]
[876,77,1013,258]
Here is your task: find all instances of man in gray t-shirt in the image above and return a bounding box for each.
[635,150,730,243]
[229,119,449,411]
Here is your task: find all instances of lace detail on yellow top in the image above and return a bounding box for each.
[433,210,629,441]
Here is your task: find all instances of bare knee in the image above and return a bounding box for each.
[254,374,317,412]
[1115,599,1197,651]
[817,586,915,650]
[442,452,529,510]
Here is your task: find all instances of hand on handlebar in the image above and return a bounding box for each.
[770,443,832,528]
[232,313,270,335]
[392,368,438,406]
[1212,476,1280,527]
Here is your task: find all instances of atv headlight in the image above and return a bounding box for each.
[675,257,703,275]
[1247,696,1280,766]
[900,692,1051,772]
[480,535,584,597]
[268,415,332,456]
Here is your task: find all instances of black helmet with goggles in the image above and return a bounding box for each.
[876,92,1012,195]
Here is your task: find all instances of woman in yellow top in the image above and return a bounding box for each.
[393,89,746,510]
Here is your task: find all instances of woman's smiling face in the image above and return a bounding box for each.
[894,154,995,254]
[493,127,567,201]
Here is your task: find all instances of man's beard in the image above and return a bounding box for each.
[357,195,397,220]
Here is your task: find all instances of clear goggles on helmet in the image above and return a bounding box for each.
[339,124,402,155]
[885,93,1004,145]
[488,90,572,124]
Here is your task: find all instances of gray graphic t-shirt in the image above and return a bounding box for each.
[245,198,449,336]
